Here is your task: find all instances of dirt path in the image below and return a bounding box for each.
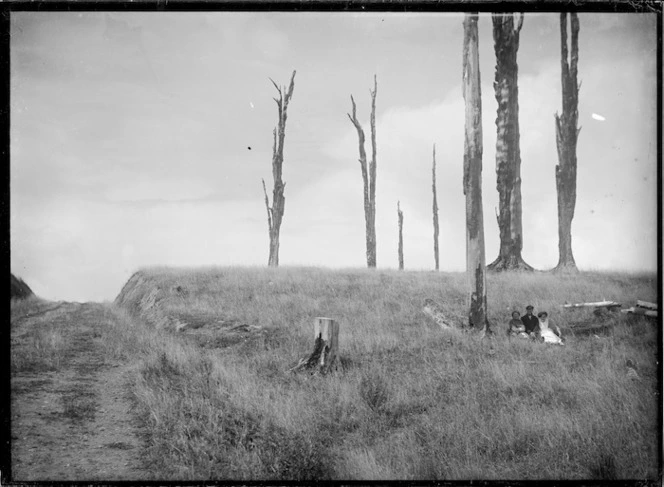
[11,302,147,481]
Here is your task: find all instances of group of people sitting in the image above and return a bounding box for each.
[507,305,564,345]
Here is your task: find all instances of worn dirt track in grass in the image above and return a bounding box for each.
[11,302,147,481]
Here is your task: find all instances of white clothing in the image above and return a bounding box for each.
[539,318,563,345]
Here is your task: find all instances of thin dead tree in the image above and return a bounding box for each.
[488,13,533,272]
[262,70,296,267]
[462,12,489,333]
[553,13,580,273]
[348,75,378,268]
[432,144,440,271]
[397,201,404,270]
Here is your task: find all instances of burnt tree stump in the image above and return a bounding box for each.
[290,317,339,374]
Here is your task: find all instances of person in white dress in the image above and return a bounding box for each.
[537,312,564,345]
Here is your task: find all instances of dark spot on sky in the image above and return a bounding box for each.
[247,146,252,150]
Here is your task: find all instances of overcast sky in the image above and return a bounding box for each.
[10,11,657,302]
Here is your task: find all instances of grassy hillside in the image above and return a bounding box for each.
[11,273,34,299]
[112,266,659,480]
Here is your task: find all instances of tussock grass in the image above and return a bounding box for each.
[11,297,68,373]
[11,323,66,373]
[110,266,659,480]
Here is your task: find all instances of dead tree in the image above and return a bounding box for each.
[290,317,339,374]
[432,144,440,271]
[348,76,378,268]
[262,70,296,267]
[488,13,533,272]
[462,13,489,333]
[553,13,580,273]
[397,201,404,270]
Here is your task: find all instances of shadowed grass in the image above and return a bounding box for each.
[108,266,658,480]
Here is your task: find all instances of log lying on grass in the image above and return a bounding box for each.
[290,317,339,374]
[621,307,658,318]
[423,299,455,329]
[620,299,658,318]
[636,300,657,311]
[562,300,621,309]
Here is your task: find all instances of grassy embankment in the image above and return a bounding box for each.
[11,296,69,374]
[15,268,659,479]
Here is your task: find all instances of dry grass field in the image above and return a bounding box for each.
[103,266,659,480]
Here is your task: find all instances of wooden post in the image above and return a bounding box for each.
[290,317,339,374]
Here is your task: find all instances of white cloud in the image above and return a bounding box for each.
[10,12,657,302]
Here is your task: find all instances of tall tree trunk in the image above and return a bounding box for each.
[348,76,378,268]
[462,13,489,332]
[554,13,580,273]
[432,144,440,271]
[397,201,404,270]
[488,13,533,272]
[262,71,296,267]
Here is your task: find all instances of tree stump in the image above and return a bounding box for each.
[290,318,339,374]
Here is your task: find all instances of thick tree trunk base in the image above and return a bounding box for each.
[289,317,339,375]
[479,322,494,340]
[487,255,534,272]
[552,262,579,274]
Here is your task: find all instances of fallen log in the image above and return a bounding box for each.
[621,307,658,318]
[562,300,621,309]
[636,300,658,311]
[423,299,454,329]
[290,317,339,374]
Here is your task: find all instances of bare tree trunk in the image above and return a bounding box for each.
[488,13,533,273]
[462,13,489,333]
[348,76,378,268]
[554,13,580,273]
[397,201,404,270]
[289,317,340,375]
[432,144,440,271]
[262,71,296,267]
